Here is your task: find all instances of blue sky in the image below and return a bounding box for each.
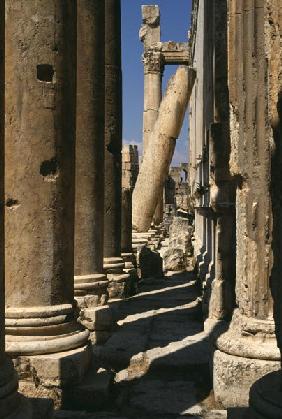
[121,0,192,165]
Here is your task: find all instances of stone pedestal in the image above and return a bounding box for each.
[5,1,89,407]
[213,0,281,407]
[74,1,113,343]
[132,66,195,232]
[104,0,130,299]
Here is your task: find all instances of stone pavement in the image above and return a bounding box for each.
[56,271,247,418]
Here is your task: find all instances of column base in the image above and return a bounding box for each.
[15,343,91,409]
[213,310,280,408]
[249,371,282,418]
[104,257,131,300]
[6,304,89,356]
[74,273,108,308]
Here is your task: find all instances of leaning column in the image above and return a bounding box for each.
[104,0,130,299]
[5,0,89,406]
[213,0,281,408]
[132,66,195,232]
[74,1,113,344]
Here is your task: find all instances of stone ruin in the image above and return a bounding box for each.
[0,1,280,418]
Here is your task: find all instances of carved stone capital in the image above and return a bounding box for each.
[143,49,163,74]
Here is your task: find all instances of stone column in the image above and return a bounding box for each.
[74,1,113,344]
[213,0,281,408]
[140,5,164,227]
[204,0,236,330]
[104,0,130,299]
[121,145,139,271]
[132,66,195,232]
[5,0,90,405]
[0,5,33,418]
[249,1,282,417]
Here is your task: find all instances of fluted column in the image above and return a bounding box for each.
[213,0,281,408]
[5,0,89,404]
[104,0,130,299]
[204,0,236,329]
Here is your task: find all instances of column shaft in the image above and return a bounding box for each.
[104,0,130,299]
[213,0,281,407]
[143,68,162,153]
[0,5,32,417]
[5,1,89,403]
[74,1,108,308]
[104,0,122,260]
[140,6,163,226]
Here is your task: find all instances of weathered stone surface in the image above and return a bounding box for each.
[213,0,282,407]
[163,248,185,272]
[163,216,194,272]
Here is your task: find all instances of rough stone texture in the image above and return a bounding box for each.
[133,66,195,232]
[169,164,190,212]
[74,1,109,316]
[163,216,194,272]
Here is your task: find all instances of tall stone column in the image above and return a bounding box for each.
[74,1,113,344]
[213,0,281,408]
[104,0,130,299]
[132,66,195,232]
[249,1,282,417]
[140,6,164,227]
[204,0,236,329]
[5,0,90,405]
[0,5,32,418]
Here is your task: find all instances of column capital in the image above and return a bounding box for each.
[143,49,164,75]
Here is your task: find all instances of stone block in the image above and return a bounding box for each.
[16,345,91,408]
[79,306,114,332]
